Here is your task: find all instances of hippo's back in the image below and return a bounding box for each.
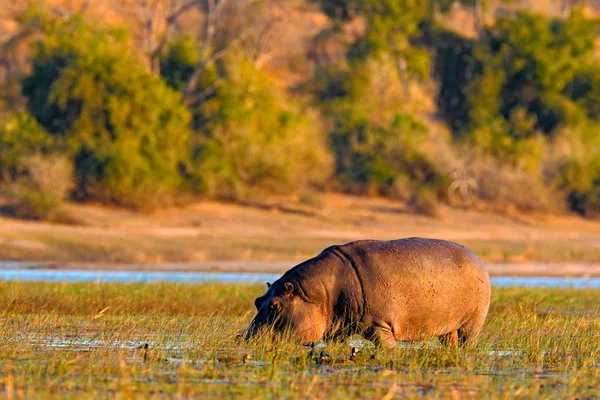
[331,238,490,340]
[334,237,487,279]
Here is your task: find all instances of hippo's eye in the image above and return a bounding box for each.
[268,301,280,313]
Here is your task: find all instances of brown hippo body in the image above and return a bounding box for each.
[245,238,491,348]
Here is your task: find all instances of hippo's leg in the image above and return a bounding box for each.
[438,330,459,347]
[458,310,488,346]
[363,325,396,349]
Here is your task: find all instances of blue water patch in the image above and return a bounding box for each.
[0,269,282,284]
[0,269,599,288]
[490,276,600,289]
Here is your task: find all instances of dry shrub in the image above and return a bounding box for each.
[388,175,413,202]
[466,157,562,213]
[298,189,325,209]
[5,154,74,219]
[546,124,600,217]
[409,187,440,217]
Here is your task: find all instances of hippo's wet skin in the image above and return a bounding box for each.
[245,238,491,348]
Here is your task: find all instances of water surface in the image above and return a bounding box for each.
[0,268,599,288]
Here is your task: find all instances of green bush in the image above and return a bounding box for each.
[187,54,332,199]
[551,123,600,217]
[0,112,55,180]
[346,0,430,81]
[435,10,596,164]
[313,2,451,210]
[430,9,600,215]
[21,16,192,209]
[319,56,449,203]
[160,35,220,96]
[331,112,447,197]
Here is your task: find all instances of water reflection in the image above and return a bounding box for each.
[0,267,598,287]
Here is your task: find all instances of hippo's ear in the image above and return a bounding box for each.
[266,282,271,288]
[284,282,294,295]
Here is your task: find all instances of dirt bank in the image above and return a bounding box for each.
[1,194,600,267]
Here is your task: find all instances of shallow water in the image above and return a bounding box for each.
[0,267,598,288]
[0,269,281,284]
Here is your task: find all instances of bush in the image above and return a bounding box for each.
[298,189,325,209]
[550,123,600,217]
[464,156,560,213]
[0,112,55,180]
[21,16,192,209]
[330,113,447,196]
[434,10,596,172]
[187,54,332,199]
[160,35,220,96]
[4,154,74,219]
[319,56,450,202]
[409,186,439,216]
[468,116,547,173]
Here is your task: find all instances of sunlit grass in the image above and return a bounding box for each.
[3,230,600,263]
[0,283,598,398]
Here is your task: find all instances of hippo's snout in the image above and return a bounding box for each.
[243,316,266,341]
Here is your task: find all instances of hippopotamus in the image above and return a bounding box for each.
[245,238,490,348]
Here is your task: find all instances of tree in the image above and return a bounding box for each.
[317,54,449,199]
[21,16,192,209]
[188,53,332,198]
[313,0,447,201]
[436,10,598,170]
[0,112,54,180]
[128,0,282,106]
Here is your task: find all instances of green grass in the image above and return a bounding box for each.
[0,282,598,398]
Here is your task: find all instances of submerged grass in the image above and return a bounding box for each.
[0,282,598,398]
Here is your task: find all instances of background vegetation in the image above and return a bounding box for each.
[1,1,600,217]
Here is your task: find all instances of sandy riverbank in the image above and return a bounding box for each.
[2,194,600,268]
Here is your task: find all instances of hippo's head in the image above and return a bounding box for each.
[244,280,327,343]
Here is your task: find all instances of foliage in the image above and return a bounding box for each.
[0,112,55,180]
[431,29,479,135]
[440,11,596,165]
[160,35,200,91]
[431,9,600,215]
[313,2,448,210]
[21,16,191,209]
[4,3,600,217]
[321,58,449,201]
[551,123,600,217]
[4,153,74,219]
[330,112,445,196]
[188,54,332,199]
[316,0,431,78]
[160,34,220,96]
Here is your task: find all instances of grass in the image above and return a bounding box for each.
[3,229,600,264]
[461,239,600,263]
[0,282,598,398]
[0,231,355,263]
